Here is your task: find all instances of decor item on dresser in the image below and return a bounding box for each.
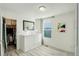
[23,20,34,31]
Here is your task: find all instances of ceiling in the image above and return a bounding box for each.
[0,3,76,19]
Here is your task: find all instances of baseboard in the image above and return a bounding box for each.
[44,44,74,54]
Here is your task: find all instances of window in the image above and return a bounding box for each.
[43,20,52,38]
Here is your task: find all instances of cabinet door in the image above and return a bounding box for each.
[25,36,30,51]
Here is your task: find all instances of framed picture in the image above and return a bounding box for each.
[23,20,34,31]
[58,23,66,32]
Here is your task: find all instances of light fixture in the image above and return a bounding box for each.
[39,6,46,11]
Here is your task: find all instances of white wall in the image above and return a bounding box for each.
[35,19,43,33]
[0,16,1,55]
[0,8,1,43]
[78,3,79,56]
[43,11,75,53]
[16,16,36,50]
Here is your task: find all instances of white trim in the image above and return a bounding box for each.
[1,16,4,56]
[74,4,78,56]
[77,3,79,56]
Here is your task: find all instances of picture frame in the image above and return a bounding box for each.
[58,23,66,32]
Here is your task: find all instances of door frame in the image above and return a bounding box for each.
[1,16,4,56]
[1,16,17,55]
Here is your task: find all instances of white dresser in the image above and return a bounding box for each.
[19,32,42,52]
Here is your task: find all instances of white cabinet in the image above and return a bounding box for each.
[19,33,42,52]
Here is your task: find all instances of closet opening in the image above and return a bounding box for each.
[2,17,16,53]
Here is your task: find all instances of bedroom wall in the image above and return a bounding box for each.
[42,11,75,53]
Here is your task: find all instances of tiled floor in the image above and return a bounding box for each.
[5,45,74,56]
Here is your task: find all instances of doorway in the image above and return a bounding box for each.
[2,17,16,54]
